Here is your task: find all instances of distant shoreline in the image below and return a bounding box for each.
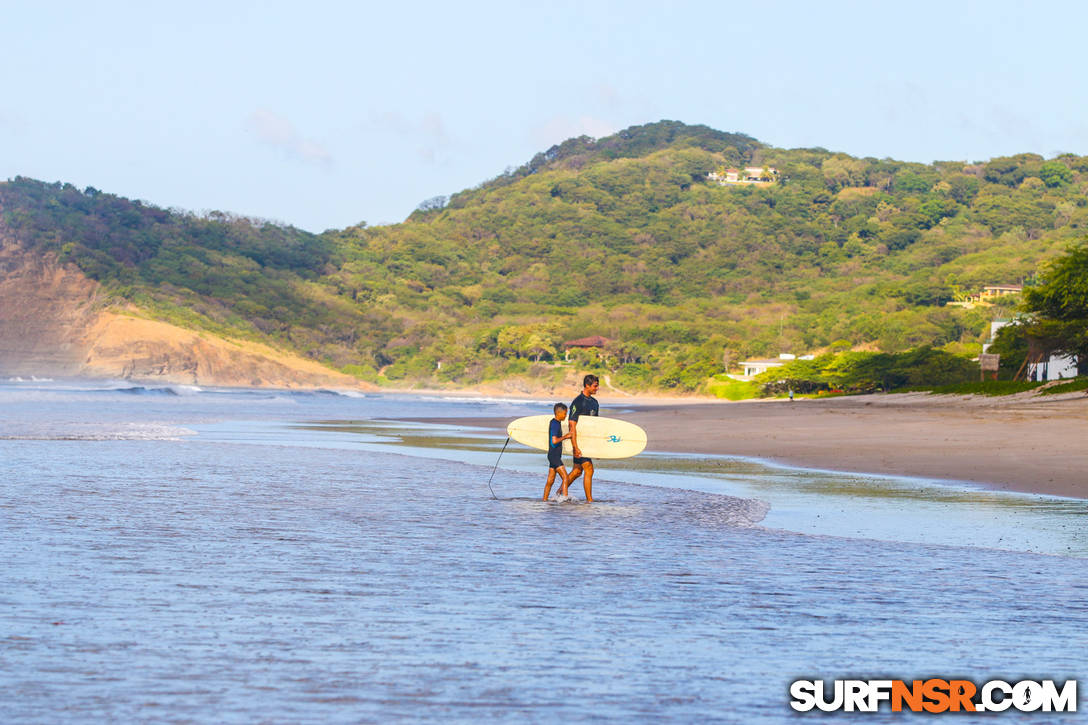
[6,375,1086,500]
[407,390,1088,501]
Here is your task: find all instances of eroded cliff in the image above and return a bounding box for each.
[0,243,367,389]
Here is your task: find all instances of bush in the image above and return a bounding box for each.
[754,347,976,396]
[917,380,1044,396]
[707,376,758,400]
[341,364,378,382]
[760,377,828,397]
[613,363,653,389]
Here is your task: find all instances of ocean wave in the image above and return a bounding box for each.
[113,385,181,396]
[283,388,376,399]
[75,384,204,397]
[170,385,203,395]
[313,388,368,398]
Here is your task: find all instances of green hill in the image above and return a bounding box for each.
[3,120,1086,391]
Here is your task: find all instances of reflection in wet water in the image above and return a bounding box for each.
[289,419,1088,558]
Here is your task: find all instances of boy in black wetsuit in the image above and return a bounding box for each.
[566,374,600,502]
[542,403,573,501]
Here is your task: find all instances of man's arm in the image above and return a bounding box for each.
[569,417,580,458]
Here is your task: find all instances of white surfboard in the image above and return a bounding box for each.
[506,414,647,459]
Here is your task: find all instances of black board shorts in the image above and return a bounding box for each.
[573,456,592,466]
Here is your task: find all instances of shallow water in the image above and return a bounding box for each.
[1,380,1086,721]
[276,419,1088,558]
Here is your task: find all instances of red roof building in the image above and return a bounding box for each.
[563,335,610,349]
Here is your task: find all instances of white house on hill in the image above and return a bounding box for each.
[708,166,778,185]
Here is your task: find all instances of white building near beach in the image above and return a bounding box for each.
[735,353,814,379]
[738,358,785,377]
[983,320,1078,381]
[1028,355,1078,381]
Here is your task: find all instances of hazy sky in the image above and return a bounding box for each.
[2,1,1086,231]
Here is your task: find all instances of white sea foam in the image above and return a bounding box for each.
[291,388,365,399]
[436,395,551,405]
[170,385,203,396]
[322,389,370,398]
[0,423,197,441]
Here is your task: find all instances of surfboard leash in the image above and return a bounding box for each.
[486,436,510,500]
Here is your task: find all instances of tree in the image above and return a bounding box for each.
[945,174,980,204]
[822,156,867,190]
[945,273,968,303]
[496,322,562,361]
[918,198,959,228]
[1021,242,1088,372]
[1039,161,1074,188]
[988,324,1029,378]
[415,195,448,212]
[983,156,1033,187]
[894,172,931,193]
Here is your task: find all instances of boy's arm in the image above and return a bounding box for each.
[551,420,572,445]
[552,429,573,444]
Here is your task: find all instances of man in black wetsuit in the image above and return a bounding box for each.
[566,374,600,502]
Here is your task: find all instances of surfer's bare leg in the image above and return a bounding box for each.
[567,464,583,495]
[581,461,594,502]
[543,467,559,501]
[544,466,571,500]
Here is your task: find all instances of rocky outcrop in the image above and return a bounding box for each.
[0,244,102,376]
[0,242,370,389]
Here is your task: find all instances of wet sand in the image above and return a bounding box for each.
[419,391,1088,500]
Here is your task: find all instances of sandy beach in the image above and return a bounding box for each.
[431,390,1088,500]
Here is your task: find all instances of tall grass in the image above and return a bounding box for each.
[1039,377,1088,395]
[707,376,758,401]
[912,380,1045,396]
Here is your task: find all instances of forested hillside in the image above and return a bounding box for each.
[2,121,1086,391]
